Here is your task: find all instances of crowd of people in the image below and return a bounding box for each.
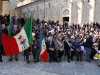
[0,14,10,26]
[0,16,100,64]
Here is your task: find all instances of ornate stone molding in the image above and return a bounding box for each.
[63,9,69,15]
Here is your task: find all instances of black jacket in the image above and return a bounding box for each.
[84,36,93,48]
[11,29,20,36]
[64,40,70,51]
[0,28,8,46]
[1,28,8,34]
[46,40,55,52]
[32,39,39,50]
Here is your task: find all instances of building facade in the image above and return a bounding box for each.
[0,0,17,17]
[2,0,10,15]
[0,0,3,15]
[16,0,100,24]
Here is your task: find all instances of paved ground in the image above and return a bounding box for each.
[0,54,100,75]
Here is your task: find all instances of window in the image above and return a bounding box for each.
[88,0,90,3]
[64,0,68,2]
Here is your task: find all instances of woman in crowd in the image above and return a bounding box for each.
[55,34,64,62]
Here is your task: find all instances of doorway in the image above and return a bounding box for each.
[63,17,69,23]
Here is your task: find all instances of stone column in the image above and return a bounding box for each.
[88,0,95,23]
[51,5,54,21]
[71,1,78,24]
[70,0,73,24]
[0,0,3,15]
[77,1,83,24]
[95,0,100,22]
[59,4,62,24]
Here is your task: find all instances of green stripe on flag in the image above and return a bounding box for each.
[8,21,12,36]
[24,17,32,44]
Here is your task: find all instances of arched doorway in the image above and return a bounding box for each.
[62,9,70,23]
[63,17,69,22]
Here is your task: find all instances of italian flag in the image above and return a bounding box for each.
[2,17,32,56]
[40,27,48,62]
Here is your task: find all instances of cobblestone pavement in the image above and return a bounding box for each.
[0,54,100,75]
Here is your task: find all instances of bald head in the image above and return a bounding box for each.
[1,24,6,30]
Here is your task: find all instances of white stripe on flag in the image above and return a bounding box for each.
[40,39,46,55]
[14,28,29,52]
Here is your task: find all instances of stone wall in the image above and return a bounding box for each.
[16,0,100,24]
[10,0,17,17]
[95,0,100,22]
[2,1,10,15]
[0,0,3,15]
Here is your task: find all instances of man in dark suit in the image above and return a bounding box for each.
[46,36,56,62]
[20,17,25,27]
[32,38,40,63]
[0,24,8,62]
[24,47,31,63]
[84,35,93,62]
[64,36,71,62]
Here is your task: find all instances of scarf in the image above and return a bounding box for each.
[57,40,62,48]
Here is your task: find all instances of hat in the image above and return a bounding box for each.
[67,34,71,38]
[14,22,18,25]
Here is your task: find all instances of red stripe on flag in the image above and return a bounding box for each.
[2,33,20,56]
[40,50,48,62]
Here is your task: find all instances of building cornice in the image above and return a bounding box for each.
[16,0,50,9]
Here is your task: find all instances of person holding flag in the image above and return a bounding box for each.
[9,23,20,61]
[40,24,48,62]
[2,17,33,62]
[0,24,8,62]
[46,35,56,62]
[7,16,20,61]
[8,16,16,36]
[55,34,64,62]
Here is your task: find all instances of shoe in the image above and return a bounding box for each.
[2,53,5,56]
[34,59,37,63]
[59,58,61,62]
[37,59,39,62]
[15,59,18,61]
[9,59,13,61]
[0,60,3,62]
[56,59,59,62]
[71,58,73,61]
[80,59,83,61]
[68,59,70,62]
[27,60,30,63]
[49,60,52,63]
[77,59,79,61]
[86,60,91,62]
